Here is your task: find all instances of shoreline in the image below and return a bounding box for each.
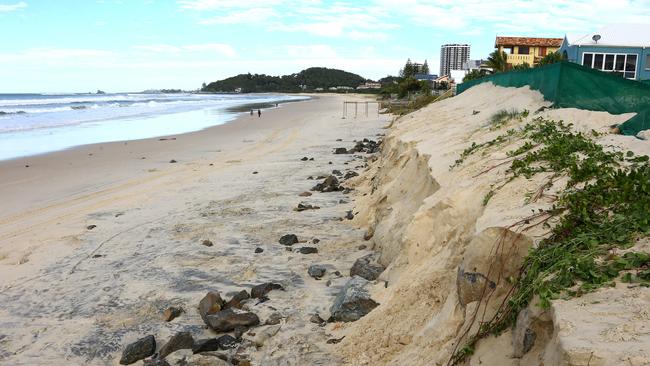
[0,93,389,365]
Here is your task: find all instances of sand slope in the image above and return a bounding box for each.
[338,83,650,366]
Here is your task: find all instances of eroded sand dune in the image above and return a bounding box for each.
[338,84,650,366]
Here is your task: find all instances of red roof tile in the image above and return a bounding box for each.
[495,36,564,47]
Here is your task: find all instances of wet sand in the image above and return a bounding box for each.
[0,94,389,365]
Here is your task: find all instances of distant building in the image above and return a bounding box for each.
[559,24,650,81]
[357,82,382,90]
[440,44,470,76]
[495,36,563,67]
[462,59,488,71]
[413,73,438,81]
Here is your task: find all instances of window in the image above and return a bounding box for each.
[646,54,650,70]
[582,52,638,79]
[615,55,625,71]
[594,54,604,69]
[518,46,530,55]
[604,55,615,70]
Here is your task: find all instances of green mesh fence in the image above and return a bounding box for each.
[457,62,650,136]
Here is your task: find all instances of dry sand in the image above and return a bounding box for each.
[0,94,389,365]
[336,83,650,366]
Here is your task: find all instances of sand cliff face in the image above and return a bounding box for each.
[338,84,650,366]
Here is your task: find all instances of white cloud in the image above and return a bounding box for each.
[199,8,278,24]
[0,1,27,12]
[133,43,237,57]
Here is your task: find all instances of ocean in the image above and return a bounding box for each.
[0,92,307,161]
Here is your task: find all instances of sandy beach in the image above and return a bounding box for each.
[0,94,389,365]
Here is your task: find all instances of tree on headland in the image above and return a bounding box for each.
[486,50,508,73]
[400,59,415,78]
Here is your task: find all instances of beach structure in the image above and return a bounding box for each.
[559,24,650,81]
[440,44,470,76]
[357,82,382,90]
[495,36,563,67]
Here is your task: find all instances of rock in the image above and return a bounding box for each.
[253,325,281,347]
[201,240,213,247]
[265,312,283,325]
[199,292,224,323]
[294,202,320,212]
[328,161,332,165]
[298,191,312,197]
[334,147,348,154]
[224,290,250,310]
[357,245,367,250]
[312,238,320,244]
[456,269,496,307]
[301,157,309,161]
[192,338,220,354]
[363,227,374,241]
[278,234,298,246]
[298,247,318,254]
[254,247,263,254]
[326,336,345,344]
[309,158,314,161]
[332,169,342,176]
[311,175,341,192]
[162,306,184,322]
[310,314,325,324]
[159,332,194,358]
[143,357,171,366]
[350,253,385,281]
[252,171,258,174]
[120,335,156,365]
[216,334,238,350]
[307,176,314,180]
[86,224,97,230]
[336,139,343,141]
[345,211,354,220]
[344,171,359,179]
[205,309,260,332]
[251,283,283,298]
[329,276,379,322]
[308,264,326,279]
[234,326,247,339]
[169,159,177,163]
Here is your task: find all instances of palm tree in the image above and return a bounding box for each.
[486,50,508,73]
[537,51,566,67]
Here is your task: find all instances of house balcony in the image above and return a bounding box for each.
[506,53,535,66]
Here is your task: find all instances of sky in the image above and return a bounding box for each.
[1,0,649,93]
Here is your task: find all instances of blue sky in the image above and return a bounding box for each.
[1,0,649,93]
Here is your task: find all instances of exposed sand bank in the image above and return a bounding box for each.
[336,83,650,366]
[0,94,389,365]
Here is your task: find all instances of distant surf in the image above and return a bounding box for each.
[0,93,308,160]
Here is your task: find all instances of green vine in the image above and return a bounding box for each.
[449,117,650,365]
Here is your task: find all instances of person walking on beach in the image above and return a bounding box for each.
[257,109,261,118]
[250,109,254,116]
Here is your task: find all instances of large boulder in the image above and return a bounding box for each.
[278,234,298,246]
[120,335,156,365]
[205,309,260,332]
[192,338,220,354]
[311,175,341,192]
[350,254,385,281]
[223,290,250,310]
[159,332,194,358]
[329,276,379,322]
[250,283,283,298]
[308,264,326,279]
[199,292,224,323]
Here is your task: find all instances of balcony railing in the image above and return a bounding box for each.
[506,54,535,65]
